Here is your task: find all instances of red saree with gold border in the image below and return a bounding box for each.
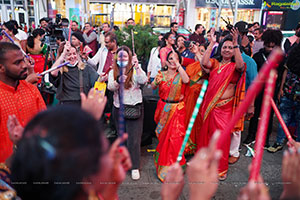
[197,58,246,176]
[154,71,186,182]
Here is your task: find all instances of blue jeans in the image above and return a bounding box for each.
[276,96,300,144]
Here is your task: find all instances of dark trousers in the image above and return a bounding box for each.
[247,91,275,145]
[112,104,144,169]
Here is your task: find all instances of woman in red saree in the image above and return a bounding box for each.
[151,50,189,182]
[184,43,208,154]
[198,28,246,180]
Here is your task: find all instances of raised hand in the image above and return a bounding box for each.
[210,28,217,44]
[161,163,184,200]
[187,130,222,200]
[238,173,270,200]
[80,88,107,120]
[7,115,24,144]
[132,54,139,69]
[280,148,300,199]
[230,27,239,46]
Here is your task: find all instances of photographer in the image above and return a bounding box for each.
[234,21,252,56]
[39,17,49,31]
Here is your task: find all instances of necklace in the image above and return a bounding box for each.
[217,61,231,74]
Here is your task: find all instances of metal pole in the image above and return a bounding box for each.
[234,0,239,24]
[216,0,222,30]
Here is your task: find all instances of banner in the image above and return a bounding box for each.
[264,0,300,10]
[196,0,262,9]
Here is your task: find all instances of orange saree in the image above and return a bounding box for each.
[154,71,187,182]
[184,61,208,154]
[197,58,246,177]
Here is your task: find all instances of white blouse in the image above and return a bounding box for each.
[107,67,148,108]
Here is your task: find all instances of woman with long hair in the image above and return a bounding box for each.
[151,50,189,182]
[198,28,246,180]
[49,42,99,106]
[107,46,148,180]
[159,32,176,68]
[1,21,22,48]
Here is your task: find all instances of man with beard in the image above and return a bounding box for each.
[0,42,46,163]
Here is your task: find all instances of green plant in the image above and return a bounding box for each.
[115,25,158,65]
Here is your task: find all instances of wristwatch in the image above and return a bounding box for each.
[233,45,239,49]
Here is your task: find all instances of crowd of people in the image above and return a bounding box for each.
[0,15,300,199]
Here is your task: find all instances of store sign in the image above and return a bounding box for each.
[196,0,262,9]
[94,0,177,4]
[264,0,300,10]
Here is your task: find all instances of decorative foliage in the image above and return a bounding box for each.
[115,25,158,63]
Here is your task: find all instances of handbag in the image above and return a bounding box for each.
[124,104,142,119]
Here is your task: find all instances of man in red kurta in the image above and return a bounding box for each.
[0,42,46,162]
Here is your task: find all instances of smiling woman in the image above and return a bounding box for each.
[198,28,246,181]
[49,42,99,106]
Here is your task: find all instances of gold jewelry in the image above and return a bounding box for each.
[217,61,231,74]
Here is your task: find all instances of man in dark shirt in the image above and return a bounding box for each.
[189,24,206,45]
[268,41,300,153]
[244,29,285,147]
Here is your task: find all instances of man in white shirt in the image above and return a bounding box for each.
[147,34,164,91]
[86,31,118,76]
[99,22,111,48]
[252,27,264,55]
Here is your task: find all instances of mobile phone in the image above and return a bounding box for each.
[184,40,191,48]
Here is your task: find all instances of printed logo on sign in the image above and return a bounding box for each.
[205,0,255,6]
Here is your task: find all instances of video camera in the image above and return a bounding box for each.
[221,17,234,32]
[43,14,64,49]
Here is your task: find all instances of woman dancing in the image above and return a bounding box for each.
[151,50,189,182]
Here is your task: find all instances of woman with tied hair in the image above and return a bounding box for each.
[107,45,147,180]
[1,21,22,48]
[9,106,131,200]
[26,28,48,76]
[151,50,189,182]
[198,28,246,180]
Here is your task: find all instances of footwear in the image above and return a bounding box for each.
[131,169,140,180]
[228,156,240,164]
[264,143,270,150]
[267,143,283,153]
[218,173,227,181]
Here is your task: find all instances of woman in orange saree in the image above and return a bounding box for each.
[197,28,246,180]
[184,43,208,155]
[151,50,189,182]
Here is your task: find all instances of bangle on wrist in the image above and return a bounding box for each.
[116,75,120,84]
[233,45,239,49]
